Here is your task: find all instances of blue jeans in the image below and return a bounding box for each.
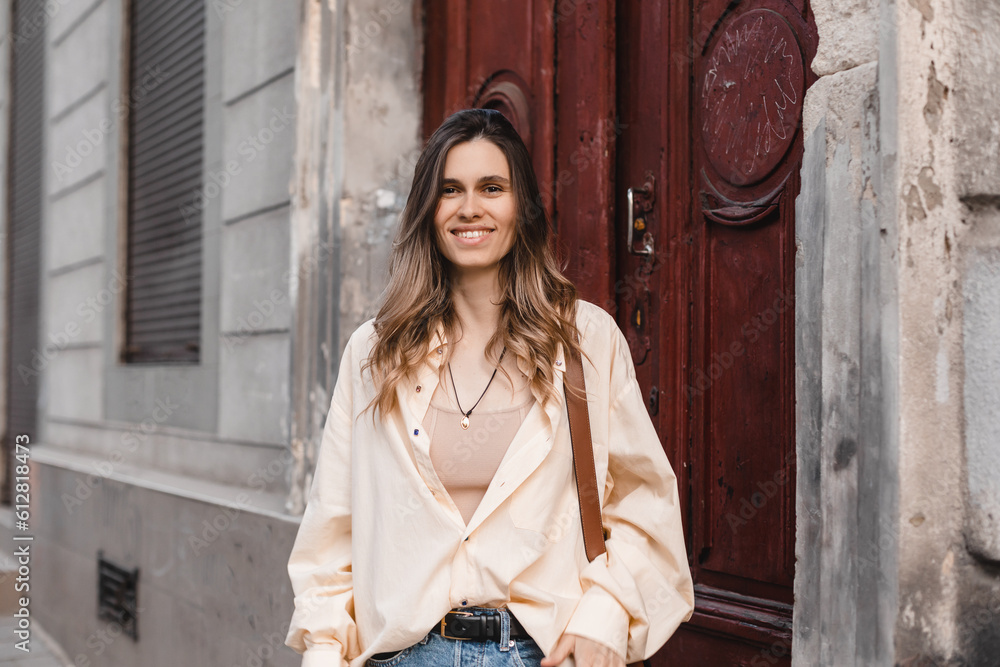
[366,608,545,667]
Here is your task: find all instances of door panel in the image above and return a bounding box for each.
[697,216,796,595]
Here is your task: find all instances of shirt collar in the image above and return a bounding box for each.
[414,322,567,441]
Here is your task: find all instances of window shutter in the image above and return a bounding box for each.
[124,0,204,363]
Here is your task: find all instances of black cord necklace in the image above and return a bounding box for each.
[447,347,506,430]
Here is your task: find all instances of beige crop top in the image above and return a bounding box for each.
[426,383,534,525]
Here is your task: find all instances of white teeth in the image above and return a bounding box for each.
[455,230,491,238]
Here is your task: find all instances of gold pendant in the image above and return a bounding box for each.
[461,415,470,430]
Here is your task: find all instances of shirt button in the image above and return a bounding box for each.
[555,360,563,366]
[437,347,443,354]
[413,428,420,436]
[464,536,469,541]
[461,600,468,606]
[416,385,422,392]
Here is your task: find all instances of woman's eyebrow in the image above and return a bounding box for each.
[441,175,511,187]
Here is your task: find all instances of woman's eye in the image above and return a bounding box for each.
[484,185,503,194]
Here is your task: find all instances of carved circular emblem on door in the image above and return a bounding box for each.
[700,9,805,188]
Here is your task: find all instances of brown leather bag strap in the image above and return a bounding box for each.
[564,337,607,562]
[566,336,650,667]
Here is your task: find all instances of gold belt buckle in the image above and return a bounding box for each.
[440,610,474,641]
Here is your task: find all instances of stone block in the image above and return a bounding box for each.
[48,1,108,119]
[45,261,106,348]
[802,61,878,167]
[220,206,292,335]
[219,74,297,222]
[48,89,109,194]
[963,246,1000,563]
[47,0,102,45]
[220,0,301,102]
[810,0,879,77]
[218,333,290,444]
[47,175,105,271]
[46,347,103,422]
[952,0,1000,199]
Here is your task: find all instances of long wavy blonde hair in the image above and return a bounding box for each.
[363,109,584,418]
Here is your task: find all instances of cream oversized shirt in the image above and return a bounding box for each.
[284,300,694,667]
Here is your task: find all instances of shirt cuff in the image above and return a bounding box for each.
[563,587,630,659]
[300,647,349,667]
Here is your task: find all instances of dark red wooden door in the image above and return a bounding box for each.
[424,2,816,664]
[614,1,816,664]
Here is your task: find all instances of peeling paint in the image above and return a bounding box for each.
[941,549,955,576]
[918,166,943,210]
[905,184,927,222]
[923,62,947,133]
[935,344,949,402]
[907,0,935,23]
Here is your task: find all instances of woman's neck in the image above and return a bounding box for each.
[449,267,502,347]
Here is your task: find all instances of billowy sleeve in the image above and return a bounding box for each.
[285,335,360,667]
[563,322,695,662]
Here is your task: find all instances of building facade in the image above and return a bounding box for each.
[0,0,997,665]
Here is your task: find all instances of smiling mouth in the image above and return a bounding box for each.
[452,229,494,239]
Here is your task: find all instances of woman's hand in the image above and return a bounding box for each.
[540,633,625,667]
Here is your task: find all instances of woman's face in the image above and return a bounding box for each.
[433,139,517,279]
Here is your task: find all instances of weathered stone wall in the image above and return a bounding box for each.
[798,0,1000,664]
[794,2,893,658]
[287,0,422,510]
[892,0,1000,663]
[337,0,422,342]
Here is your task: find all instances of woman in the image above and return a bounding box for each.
[285,109,693,667]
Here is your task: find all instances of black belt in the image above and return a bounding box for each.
[431,609,529,642]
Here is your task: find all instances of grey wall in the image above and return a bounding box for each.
[20,0,424,664]
[31,0,305,663]
[953,0,1000,663]
[38,0,299,487]
[32,458,301,667]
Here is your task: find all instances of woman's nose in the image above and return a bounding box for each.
[457,193,483,219]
